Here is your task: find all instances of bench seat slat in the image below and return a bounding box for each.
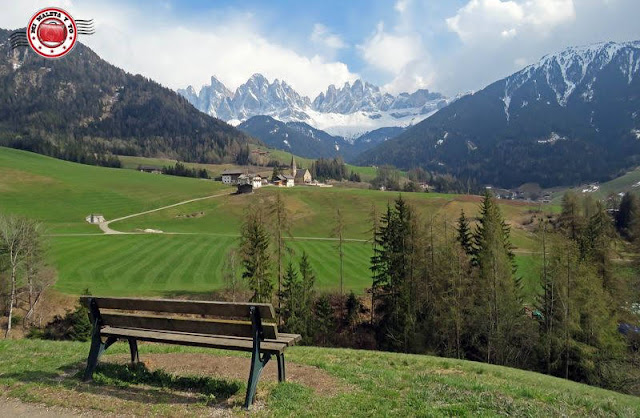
[101,326,287,353]
[82,297,276,320]
[101,312,278,340]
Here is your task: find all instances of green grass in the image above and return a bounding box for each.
[0,339,638,416]
[49,234,373,296]
[0,147,230,234]
[1,147,545,298]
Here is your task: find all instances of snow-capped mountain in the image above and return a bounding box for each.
[178,75,448,139]
[237,115,404,161]
[358,40,640,188]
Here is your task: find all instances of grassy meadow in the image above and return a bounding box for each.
[0,338,638,416]
[0,147,545,300]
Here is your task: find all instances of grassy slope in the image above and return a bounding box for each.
[0,147,228,234]
[0,339,637,416]
[551,166,640,203]
[0,147,542,298]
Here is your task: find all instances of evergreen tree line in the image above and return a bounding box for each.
[310,157,360,182]
[3,136,122,168]
[161,162,209,179]
[373,165,480,194]
[235,194,365,346]
[367,192,639,393]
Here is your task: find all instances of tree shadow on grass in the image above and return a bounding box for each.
[3,361,243,407]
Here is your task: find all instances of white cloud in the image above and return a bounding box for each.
[358,22,422,75]
[446,0,575,43]
[394,0,411,13]
[0,0,358,98]
[310,23,347,51]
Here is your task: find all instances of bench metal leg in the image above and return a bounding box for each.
[128,338,139,364]
[244,351,271,409]
[83,331,117,381]
[277,353,286,382]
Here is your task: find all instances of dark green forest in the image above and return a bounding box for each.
[0,29,255,167]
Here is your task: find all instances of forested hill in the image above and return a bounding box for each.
[0,28,255,164]
[358,41,640,188]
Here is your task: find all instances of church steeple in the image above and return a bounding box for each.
[291,155,297,178]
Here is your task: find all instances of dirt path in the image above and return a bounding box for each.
[98,192,233,235]
[0,397,110,417]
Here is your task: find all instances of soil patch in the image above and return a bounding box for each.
[104,353,344,396]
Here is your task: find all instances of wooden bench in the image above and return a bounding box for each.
[81,297,301,408]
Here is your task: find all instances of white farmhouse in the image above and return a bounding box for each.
[221,169,244,185]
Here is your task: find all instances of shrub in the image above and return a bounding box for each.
[39,299,92,342]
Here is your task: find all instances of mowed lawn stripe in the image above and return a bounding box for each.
[177,236,233,288]
[165,235,214,288]
[100,236,173,286]
[51,236,141,293]
[126,236,190,293]
[144,236,204,290]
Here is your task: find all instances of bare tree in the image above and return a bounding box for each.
[0,215,32,338]
[222,248,241,302]
[269,192,292,317]
[332,207,345,298]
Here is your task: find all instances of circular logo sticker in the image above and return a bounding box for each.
[27,8,77,58]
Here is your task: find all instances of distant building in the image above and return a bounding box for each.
[295,168,312,184]
[236,183,253,194]
[138,165,162,174]
[238,173,263,189]
[221,169,245,185]
[85,214,105,224]
[274,174,295,187]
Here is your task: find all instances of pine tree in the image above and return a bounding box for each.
[239,208,273,303]
[456,209,474,256]
[315,295,334,346]
[298,251,316,342]
[558,191,583,240]
[616,192,640,240]
[280,261,303,333]
[471,191,523,365]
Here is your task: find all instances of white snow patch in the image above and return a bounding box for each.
[334,143,340,151]
[632,129,640,140]
[466,141,477,151]
[632,181,640,188]
[538,132,566,144]
[581,184,600,193]
[435,139,444,147]
[521,100,528,108]
[283,139,291,148]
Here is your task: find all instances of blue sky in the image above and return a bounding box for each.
[4,0,640,97]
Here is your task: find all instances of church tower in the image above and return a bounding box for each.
[291,155,297,178]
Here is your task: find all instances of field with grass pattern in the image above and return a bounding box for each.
[0,147,544,299]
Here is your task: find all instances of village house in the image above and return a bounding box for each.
[273,174,295,187]
[221,169,245,185]
[138,165,162,174]
[85,214,105,224]
[237,173,263,189]
[295,168,312,184]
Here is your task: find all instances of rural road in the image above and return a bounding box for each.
[98,191,233,234]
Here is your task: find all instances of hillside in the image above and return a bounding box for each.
[0,147,541,298]
[359,41,640,188]
[0,28,253,164]
[238,116,404,161]
[0,339,638,416]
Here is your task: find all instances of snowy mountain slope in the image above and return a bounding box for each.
[237,115,405,161]
[178,75,448,140]
[359,40,640,188]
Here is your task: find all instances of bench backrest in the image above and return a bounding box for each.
[81,297,279,340]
